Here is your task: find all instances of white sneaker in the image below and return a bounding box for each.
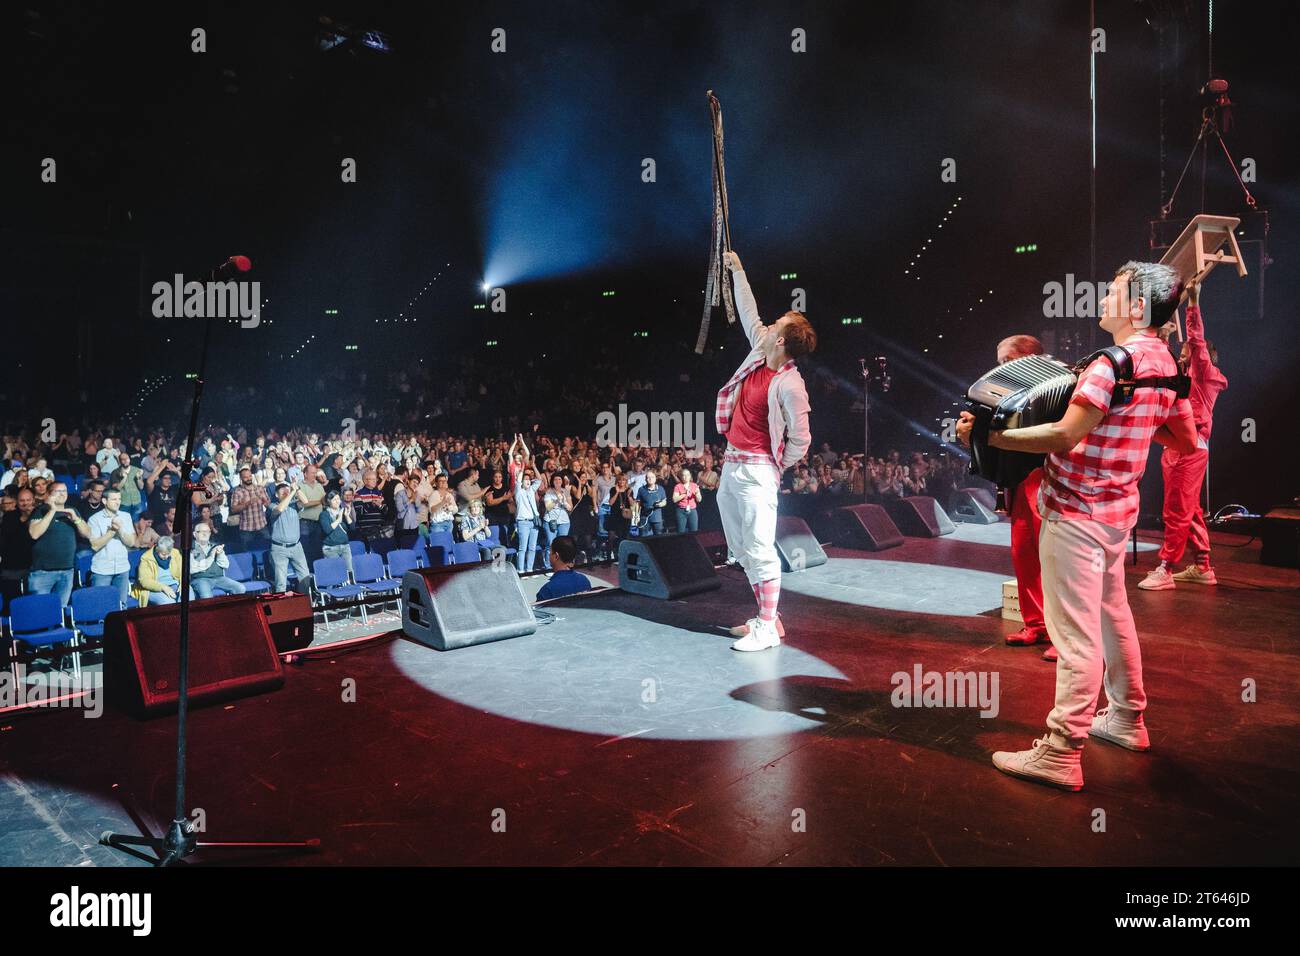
[731,617,781,652]
[992,735,1084,791]
[1171,564,1217,585]
[728,614,785,638]
[1138,565,1176,590]
[1089,707,1150,751]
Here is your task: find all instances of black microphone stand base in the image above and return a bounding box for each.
[101,820,320,867]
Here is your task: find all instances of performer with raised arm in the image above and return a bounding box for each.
[716,250,816,651]
[1139,279,1229,590]
[958,261,1198,790]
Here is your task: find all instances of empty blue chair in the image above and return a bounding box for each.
[54,473,74,491]
[69,586,123,640]
[348,540,367,558]
[227,551,271,594]
[485,525,516,557]
[127,548,144,577]
[7,593,81,679]
[353,553,399,596]
[387,548,423,579]
[426,531,455,567]
[311,557,368,627]
[75,551,94,586]
[452,541,484,564]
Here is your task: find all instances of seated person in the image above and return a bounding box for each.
[131,536,195,606]
[459,498,497,559]
[190,520,247,598]
[535,535,592,602]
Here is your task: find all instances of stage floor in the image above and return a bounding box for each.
[2,525,1297,866]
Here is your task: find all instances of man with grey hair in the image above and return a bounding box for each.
[969,260,1197,791]
[190,520,246,599]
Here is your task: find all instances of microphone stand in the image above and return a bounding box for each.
[101,259,318,865]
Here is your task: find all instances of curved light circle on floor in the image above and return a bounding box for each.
[779,557,1008,616]
[390,608,847,741]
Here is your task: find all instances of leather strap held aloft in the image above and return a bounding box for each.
[698,91,736,355]
[1073,345,1190,405]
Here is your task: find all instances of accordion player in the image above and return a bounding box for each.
[964,346,1189,491]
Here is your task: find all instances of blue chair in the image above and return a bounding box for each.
[387,548,423,579]
[54,473,74,491]
[452,541,484,564]
[69,586,123,640]
[7,593,82,679]
[227,551,271,594]
[75,551,94,587]
[251,547,296,586]
[127,548,144,578]
[311,557,368,627]
[426,531,455,567]
[353,553,399,597]
[348,540,367,558]
[485,525,516,557]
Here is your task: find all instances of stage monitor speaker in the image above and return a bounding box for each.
[775,516,828,571]
[618,534,721,600]
[950,488,1001,525]
[885,496,957,537]
[693,529,729,565]
[833,504,905,551]
[104,598,284,719]
[189,592,314,653]
[402,563,537,650]
[1260,506,1300,569]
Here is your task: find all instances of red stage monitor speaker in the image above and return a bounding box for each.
[186,591,314,652]
[401,563,537,650]
[619,534,721,600]
[885,496,957,537]
[949,488,1001,525]
[775,516,828,571]
[833,504,905,551]
[104,598,284,718]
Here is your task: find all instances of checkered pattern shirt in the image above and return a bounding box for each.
[1041,333,1191,529]
[229,483,269,532]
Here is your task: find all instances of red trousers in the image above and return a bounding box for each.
[1158,445,1211,564]
[1009,467,1045,633]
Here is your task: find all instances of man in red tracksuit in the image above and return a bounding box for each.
[993,335,1052,656]
[1139,281,1228,590]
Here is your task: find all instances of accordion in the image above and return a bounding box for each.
[965,355,1076,490]
[965,347,1190,490]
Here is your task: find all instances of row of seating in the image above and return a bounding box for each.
[0,529,523,676]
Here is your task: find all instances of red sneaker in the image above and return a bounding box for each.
[1006,626,1049,646]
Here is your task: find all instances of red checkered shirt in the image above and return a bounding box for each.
[1041,333,1192,529]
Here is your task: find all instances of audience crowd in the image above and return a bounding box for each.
[2,421,982,610]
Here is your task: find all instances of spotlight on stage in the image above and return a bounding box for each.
[481,281,491,293]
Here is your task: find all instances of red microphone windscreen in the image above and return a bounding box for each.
[231,255,252,272]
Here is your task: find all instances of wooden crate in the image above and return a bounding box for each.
[1001,579,1023,623]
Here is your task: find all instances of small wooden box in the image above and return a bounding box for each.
[1001,579,1023,622]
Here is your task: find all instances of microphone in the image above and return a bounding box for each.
[210,255,253,280]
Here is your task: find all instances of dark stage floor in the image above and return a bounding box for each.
[3,524,1298,866]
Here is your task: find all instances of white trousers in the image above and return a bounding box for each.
[1040,515,1147,746]
[717,460,781,587]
